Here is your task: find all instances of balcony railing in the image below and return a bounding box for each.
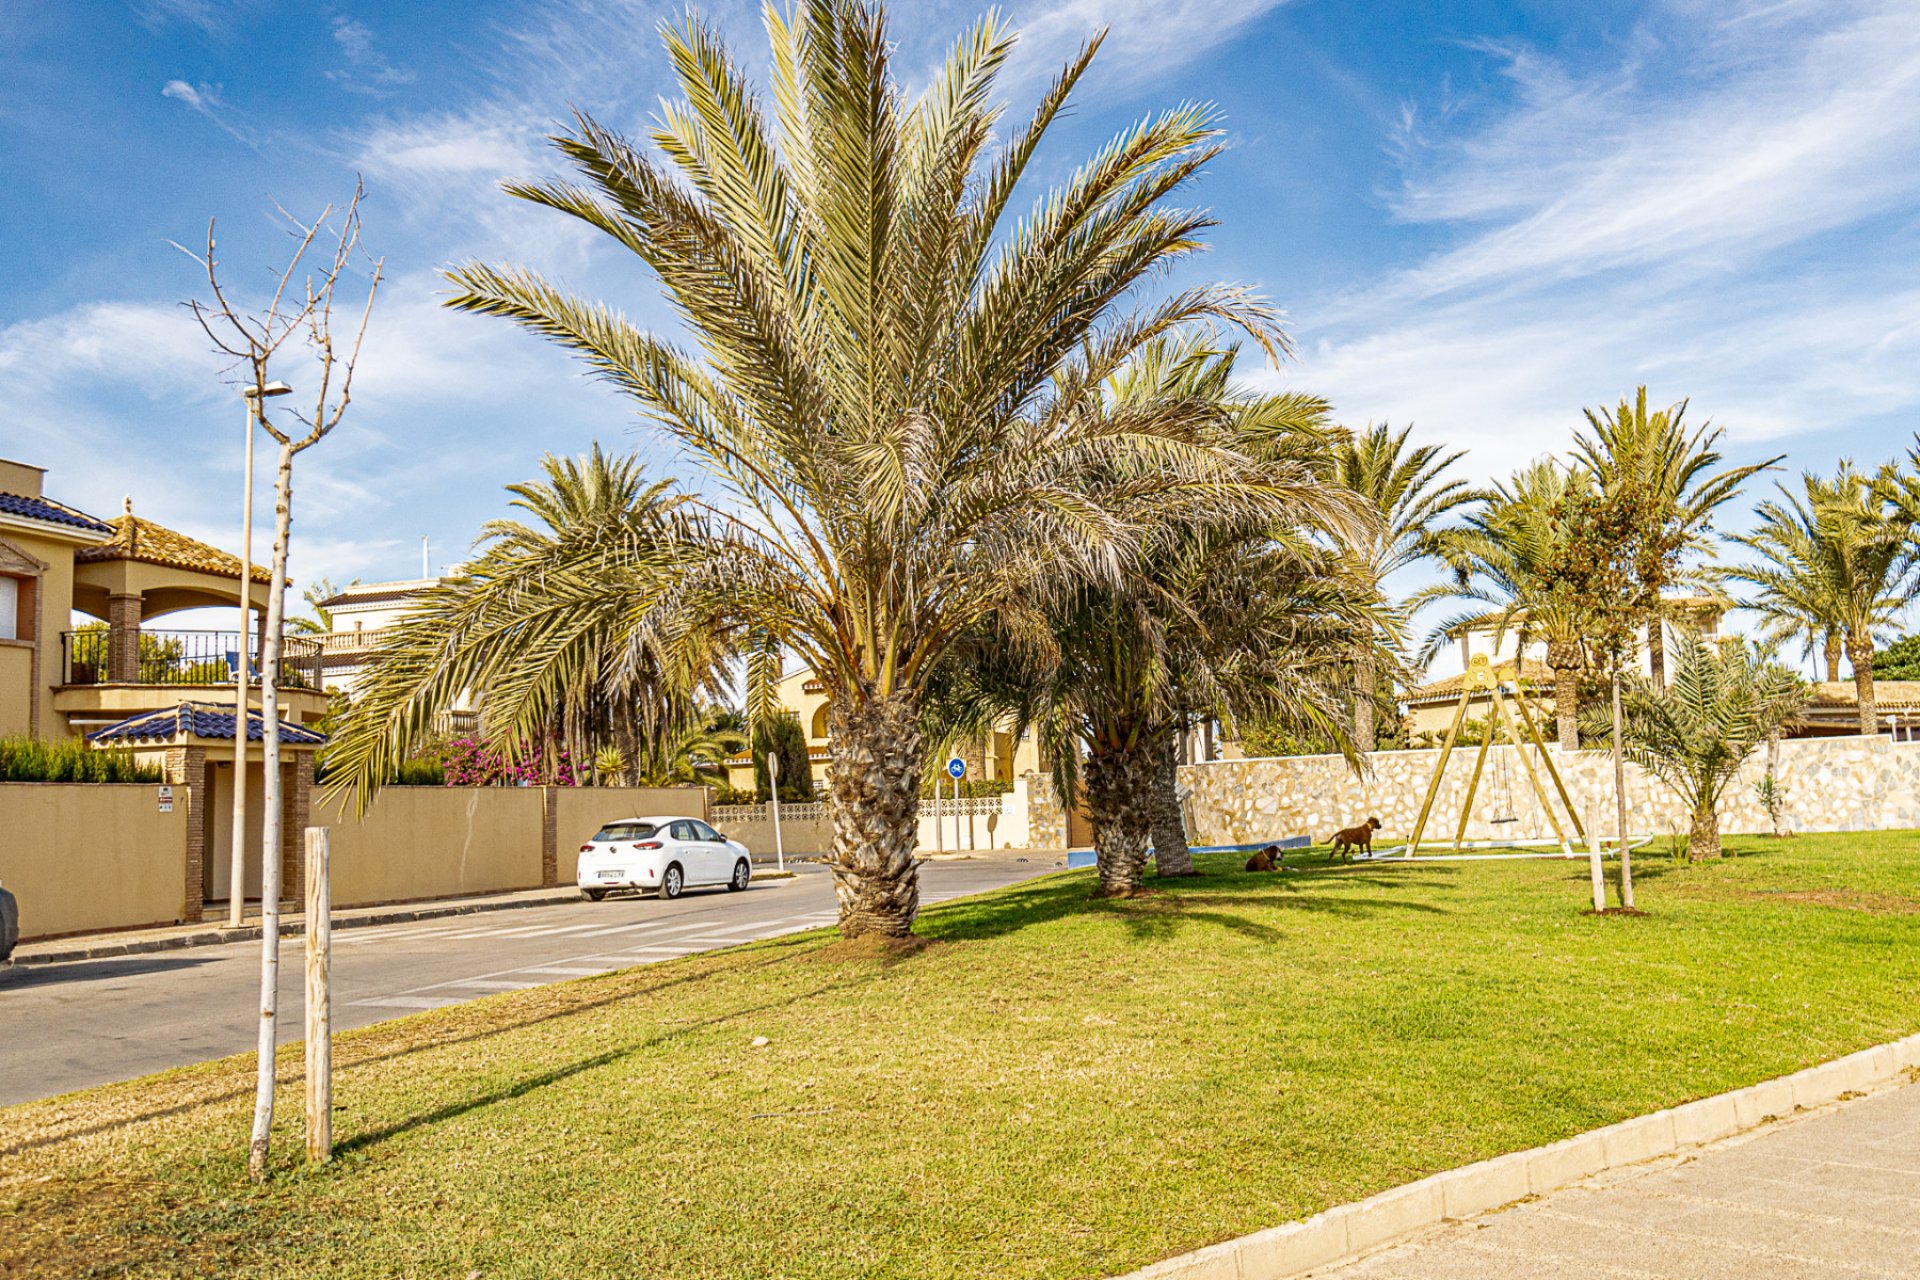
[61,629,324,690]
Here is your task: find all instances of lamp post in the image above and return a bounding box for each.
[230,380,291,927]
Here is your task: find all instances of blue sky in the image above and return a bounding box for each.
[4,0,1918,641]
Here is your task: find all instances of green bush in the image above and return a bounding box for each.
[394,757,446,786]
[750,712,815,803]
[712,782,757,806]
[0,737,164,783]
[920,777,1013,798]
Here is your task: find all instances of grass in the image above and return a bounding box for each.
[4,832,1919,1279]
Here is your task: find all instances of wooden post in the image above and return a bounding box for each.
[1405,685,1473,858]
[1451,713,1498,850]
[304,826,332,1164]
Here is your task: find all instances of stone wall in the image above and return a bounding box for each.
[1026,772,1068,849]
[1178,734,1920,848]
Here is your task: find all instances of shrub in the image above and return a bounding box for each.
[751,713,815,803]
[0,737,164,783]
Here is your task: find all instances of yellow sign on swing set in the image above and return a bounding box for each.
[1401,654,1586,858]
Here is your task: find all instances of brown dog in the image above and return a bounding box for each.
[1327,817,1382,862]
[1244,844,1285,872]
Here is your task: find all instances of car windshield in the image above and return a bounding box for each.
[592,822,658,842]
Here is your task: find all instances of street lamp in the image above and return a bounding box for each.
[229,380,292,927]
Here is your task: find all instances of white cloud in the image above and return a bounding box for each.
[327,17,416,96]
[159,77,257,147]
[1002,0,1295,90]
[1278,0,1920,483]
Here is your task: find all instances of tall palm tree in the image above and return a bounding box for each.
[427,2,1284,937]
[1426,461,1599,750]
[1726,465,1917,734]
[328,446,726,791]
[1573,387,1779,684]
[1332,424,1481,751]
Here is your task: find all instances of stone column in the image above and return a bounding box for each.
[283,753,314,906]
[542,786,560,886]
[107,593,143,683]
[165,745,209,924]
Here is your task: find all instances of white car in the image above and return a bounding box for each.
[575,815,753,901]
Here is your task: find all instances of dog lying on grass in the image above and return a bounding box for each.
[1327,817,1382,862]
[1244,844,1285,872]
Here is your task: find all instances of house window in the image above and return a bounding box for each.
[0,576,19,640]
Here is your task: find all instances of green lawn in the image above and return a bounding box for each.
[5,833,1919,1279]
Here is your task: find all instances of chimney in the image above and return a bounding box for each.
[0,458,46,497]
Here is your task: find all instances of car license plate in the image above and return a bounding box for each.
[598,870,622,880]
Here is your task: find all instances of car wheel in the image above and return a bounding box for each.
[727,859,751,892]
[582,887,608,902]
[659,864,684,900]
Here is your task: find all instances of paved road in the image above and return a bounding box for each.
[0,858,1055,1107]
[1328,1080,1920,1280]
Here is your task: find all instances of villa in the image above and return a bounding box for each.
[0,456,327,915]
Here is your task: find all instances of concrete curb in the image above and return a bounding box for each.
[11,889,586,966]
[1118,1031,1920,1280]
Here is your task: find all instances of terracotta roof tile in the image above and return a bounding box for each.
[1406,658,1557,703]
[75,514,273,584]
[1808,680,1920,709]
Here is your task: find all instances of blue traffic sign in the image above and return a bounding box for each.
[946,757,966,779]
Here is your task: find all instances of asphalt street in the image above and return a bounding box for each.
[0,857,1056,1107]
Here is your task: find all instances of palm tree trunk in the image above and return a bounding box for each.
[1353,657,1377,754]
[1083,735,1155,897]
[1824,630,1842,683]
[1688,801,1721,861]
[1847,632,1877,736]
[1548,645,1580,750]
[825,689,923,938]
[1150,734,1194,877]
[1646,617,1665,687]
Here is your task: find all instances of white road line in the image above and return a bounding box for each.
[349,995,456,1010]
[518,965,617,977]
[425,978,544,991]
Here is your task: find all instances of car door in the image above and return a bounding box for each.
[691,819,734,880]
[669,820,714,883]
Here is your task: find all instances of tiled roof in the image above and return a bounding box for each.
[75,514,273,584]
[88,701,327,746]
[1808,681,1920,710]
[1407,658,1557,703]
[0,491,113,534]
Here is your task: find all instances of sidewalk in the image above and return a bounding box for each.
[1326,1077,1920,1279]
[8,885,586,966]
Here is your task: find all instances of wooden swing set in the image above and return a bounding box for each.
[1400,653,1586,858]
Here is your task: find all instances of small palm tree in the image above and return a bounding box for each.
[289,577,355,635]
[328,446,726,792]
[1573,388,1778,684]
[1726,465,1916,734]
[434,2,1285,937]
[1332,424,1481,751]
[1603,638,1806,859]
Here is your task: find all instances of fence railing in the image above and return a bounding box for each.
[711,796,1004,825]
[713,802,831,824]
[61,629,324,690]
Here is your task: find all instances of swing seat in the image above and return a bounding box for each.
[1490,815,1519,825]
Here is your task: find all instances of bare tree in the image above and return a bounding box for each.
[182,183,381,1181]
